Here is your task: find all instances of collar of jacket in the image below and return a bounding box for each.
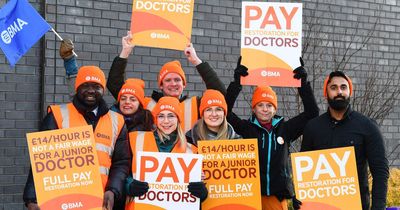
[151,90,188,102]
[72,95,109,117]
[249,114,283,131]
[327,105,353,124]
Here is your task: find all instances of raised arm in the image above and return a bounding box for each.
[185,43,226,95]
[107,32,135,100]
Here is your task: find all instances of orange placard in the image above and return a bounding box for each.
[26,125,103,210]
[130,0,195,51]
[198,139,261,210]
[241,2,302,87]
[291,147,362,210]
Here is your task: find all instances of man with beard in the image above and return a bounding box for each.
[301,71,389,210]
[23,66,131,210]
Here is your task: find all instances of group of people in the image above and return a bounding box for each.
[23,32,389,210]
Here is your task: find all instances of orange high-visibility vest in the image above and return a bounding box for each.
[48,103,125,189]
[145,96,198,133]
[125,131,197,210]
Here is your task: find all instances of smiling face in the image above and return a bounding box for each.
[253,101,276,124]
[119,94,140,115]
[76,82,104,108]
[156,110,178,135]
[203,106,225,132]
[160,73,185,98]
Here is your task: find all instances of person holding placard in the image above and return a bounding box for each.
[107,32,226,133]
[301,71,389,210]
[225,57,319,210]
[186,89,241,145]
[23,66,131,210]
[125,96,208,210]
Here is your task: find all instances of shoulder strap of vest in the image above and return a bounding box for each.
[108,110,125,150]
[181,96,198,132]
[48,103,71,129]
[145,98,157,111]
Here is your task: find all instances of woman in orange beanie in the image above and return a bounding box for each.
[225,57,319,210]
[186,89,241,146]
[125,96,208,210]
[111,78,153,132]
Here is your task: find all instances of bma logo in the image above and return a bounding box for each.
[85,76,101,83]
[122,88,136,94]
[207,99,222,105]
[261,71,280,77]
[160,104,174,110]
[1,18,29,44]
[159,69,169,80]
[261,93,274,99]
[61,202,83,210]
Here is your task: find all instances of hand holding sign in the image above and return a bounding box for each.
[102,190,114,210]
[128,179,149,197]
[188,182,208,202]
[184,43,202,66]
[120,31,135,58]
[234,56,249,83]
[293,57,307,86]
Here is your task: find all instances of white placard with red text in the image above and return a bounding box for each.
[135,151,203,210]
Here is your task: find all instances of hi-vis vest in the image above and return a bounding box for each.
[125,131,197,210]
[144,97,198,133]
[48,103,125,189]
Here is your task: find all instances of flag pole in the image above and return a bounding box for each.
[51,28,78,57]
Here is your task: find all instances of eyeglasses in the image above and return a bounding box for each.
[157,114,177,121]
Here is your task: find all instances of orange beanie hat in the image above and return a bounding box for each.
[199,89,227,117]
[118,78,145,106]
[75,66,106,91]
[323,71,353,98]
[152,96,183,123]
[158,60,186,87]
[251,86,278,109]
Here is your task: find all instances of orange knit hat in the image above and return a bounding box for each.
[118,78,145,106]
[323,71,353,98]
[158,60,186,87]
[252,86,278,109]
[199,89,227,117]
[75,66,106,91]
[152,96,183,124]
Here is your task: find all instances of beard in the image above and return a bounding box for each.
[328,95,350,111]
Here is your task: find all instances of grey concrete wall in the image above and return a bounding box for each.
[0,0,399,209]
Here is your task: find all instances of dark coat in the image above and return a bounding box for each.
[226,80,319,198]
[106,56,226,109]
[301,106,389,210]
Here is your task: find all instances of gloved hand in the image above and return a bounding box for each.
[234,56,248,82]
[292,196,302,210]
[293,57,307,86]
[102,190,114,210]
[188,182,208,202]
[128,179,149,197]
[59,39,74,60]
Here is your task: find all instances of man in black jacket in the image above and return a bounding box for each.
[301,71,389,210]
[23,66,131,210]
[226,57,319,210]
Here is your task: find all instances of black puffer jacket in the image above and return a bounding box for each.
[301,106,389,210]
[23,96,131,205]
[226,80,319,198]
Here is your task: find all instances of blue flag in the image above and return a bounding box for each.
[0,0,51,66]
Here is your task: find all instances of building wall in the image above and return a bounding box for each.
[0,0,399,209]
